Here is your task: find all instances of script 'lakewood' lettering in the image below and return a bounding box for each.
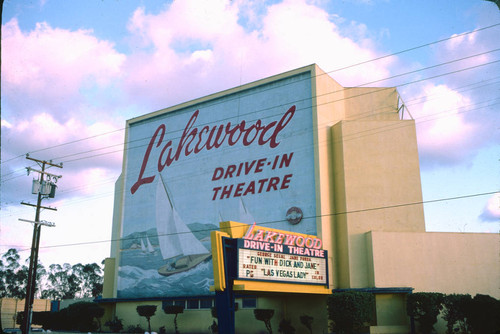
[130,105,296,194]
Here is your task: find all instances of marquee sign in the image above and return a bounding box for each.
[238,244,327,285]
[237,223,327,285]
[211,221,329,292]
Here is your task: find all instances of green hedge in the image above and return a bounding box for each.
[327,291,374,334]
[408,292,500,334]
[17,301,104,332]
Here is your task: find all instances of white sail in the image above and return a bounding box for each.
[239,198,255,224]
[156,175,208,260]
[146,236,155,253]
[140,239,147,252]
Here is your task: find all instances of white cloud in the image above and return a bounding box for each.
[415,84,478,164]
[1,119,13,129]
[479,193,500,223]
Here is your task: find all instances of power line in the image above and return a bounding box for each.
[1,22,499,168]
[0,97,496,220]
[1,26,499,234]
[2,190,497,254]
[2,49,498,186]
[0,72,497,209]
[323,23,500,76]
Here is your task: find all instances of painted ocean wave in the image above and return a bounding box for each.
[117,260,214,298]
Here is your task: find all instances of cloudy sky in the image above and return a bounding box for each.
[1,0,499,266]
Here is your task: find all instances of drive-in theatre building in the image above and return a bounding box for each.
[100,64,499,334]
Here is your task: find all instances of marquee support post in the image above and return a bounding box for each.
[215,237,236,334]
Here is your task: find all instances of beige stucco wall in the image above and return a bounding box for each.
[114,300,212,334]
[367,231,500,298]
[311,65,344,290]
[110,294,329,334]
[102,257,116,299]
[332,115,425,288]
[343,87,400,121]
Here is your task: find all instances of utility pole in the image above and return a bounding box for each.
[20,154,62,334]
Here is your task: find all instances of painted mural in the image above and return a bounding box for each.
[117,71,317,298]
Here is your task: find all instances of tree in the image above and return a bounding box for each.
[42,263,81,299]
[163,305,184,334]
[254,309,275,334]
[327,291,374,334]
[41,262,103,299]
[406,292,444,334]
[2,248,103,300]
[136,305,157,333]
[0,249,29,299]
[71,263,103,298]
[442,294,472,334]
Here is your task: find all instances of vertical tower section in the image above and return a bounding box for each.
[332,87,425,288]
[310,65,346,289]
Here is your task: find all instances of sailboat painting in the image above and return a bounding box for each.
[116,71,318,299]
[239,198,255,225]
[155,174,212,276]
[140,236,155,254]
[116,174,216,298]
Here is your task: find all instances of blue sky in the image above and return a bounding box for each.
[1,0,499,266]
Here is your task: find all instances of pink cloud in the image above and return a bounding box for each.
[1,112,123,173]
[414,84,479,164]
[2,18,125,119]
[122,0,393,109]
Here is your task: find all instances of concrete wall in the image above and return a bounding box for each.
[367,231,500,299]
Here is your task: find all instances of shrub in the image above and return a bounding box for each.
[466,294,500,334]
[31,311,54,330]
[327,291,374,334]
[66,301,104,332]
[19,301,104,332]
[442,294,471,334]
[278,318,295,334]
[136,305,157,333]
[126,324,144,333]
[163,305,184,334]
[254,309,274,334]
[105,317,123,333]
[406,292,444,334]
[209,320,218,333]
[299,315,313,334]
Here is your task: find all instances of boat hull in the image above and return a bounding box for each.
[158,253,212,276]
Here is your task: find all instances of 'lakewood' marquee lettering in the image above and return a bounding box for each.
[243,222,323,251]
[130,105,296,194]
